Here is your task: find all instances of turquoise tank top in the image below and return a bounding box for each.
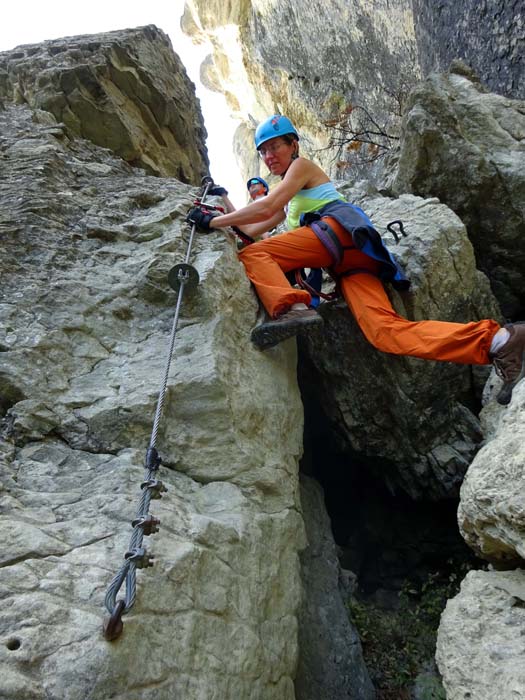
[286,182,345,229]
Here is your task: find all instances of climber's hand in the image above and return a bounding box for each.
[209,186,228,197]
[186,206,219,233]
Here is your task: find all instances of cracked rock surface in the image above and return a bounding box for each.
[0,25,209,182]
[386,65,525,317]
[0,101,306,699]
[438,381,525,695]
[437,569,525,700]
[458,381,525,566]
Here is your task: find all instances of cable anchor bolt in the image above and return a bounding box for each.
[167,263,200,293]
[102,599,125,641]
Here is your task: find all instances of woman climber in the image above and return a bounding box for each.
[187,114,525,406]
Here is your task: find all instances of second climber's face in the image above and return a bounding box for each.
[258,137,294,175]
[249,183,267,200]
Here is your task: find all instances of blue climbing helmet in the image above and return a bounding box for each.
[254,115,299,150]
[246,176,269,194]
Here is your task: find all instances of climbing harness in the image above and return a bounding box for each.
[102,176,215,641]
[293,218,409,301]
[309,219,345,266]
[294,269,338,302]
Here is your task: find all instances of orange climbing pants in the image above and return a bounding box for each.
[238,217,500,365]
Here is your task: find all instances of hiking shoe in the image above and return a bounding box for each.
[491,323,525,405]
[251,308,324,350]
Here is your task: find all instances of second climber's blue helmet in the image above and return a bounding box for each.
[254,115,299,150]
[246,176,269,194]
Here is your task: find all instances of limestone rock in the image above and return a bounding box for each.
[0,26,209,182]
[413,0,525,100]
[296,476,375,700]
[183,0,420,176]
[458,380,525,566]
[436,569,525,700]
[387,67,525,317]
[184,1,523,183]
[0,101,305,699]
[300,182,501,500]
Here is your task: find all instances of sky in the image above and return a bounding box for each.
[0,0,247,204]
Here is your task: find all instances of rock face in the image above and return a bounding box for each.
[457,381,525,566]
[300,182,501,500]
[437,380,525,698]
[183,0,420,179]
[3,20,525,700]
[296,476,375,700]
[413,0,525,100]
[387,65,525,318]
[183,0,523,183]
[436,569,525,700]
[0,26,209,182]
[0,95,307,697]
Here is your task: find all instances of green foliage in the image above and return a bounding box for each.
[417,673,447,700]
[323,91,347,118]
[347,563,470,699]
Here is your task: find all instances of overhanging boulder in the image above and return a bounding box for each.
[0,26,209,182]
[301,182,501,499]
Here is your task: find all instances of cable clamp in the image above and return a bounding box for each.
[125,547,154,569]
[140,478,167,499]
[131,514,161,536]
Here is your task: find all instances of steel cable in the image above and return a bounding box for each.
[103,177,213,639]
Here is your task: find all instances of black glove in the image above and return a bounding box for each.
[186,206,219,233]
[209,186,228,197]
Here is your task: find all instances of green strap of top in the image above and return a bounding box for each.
[286,182,345,229]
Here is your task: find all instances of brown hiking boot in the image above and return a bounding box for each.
[491,323,525,405]
[251,307,324,350]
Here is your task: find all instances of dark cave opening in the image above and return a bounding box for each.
[300,419,478,599]
[297,359,483,698]
[298,365,478,589]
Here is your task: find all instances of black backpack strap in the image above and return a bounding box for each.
[231,225,255,245]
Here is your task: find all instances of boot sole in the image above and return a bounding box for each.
[251,315,324,350]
